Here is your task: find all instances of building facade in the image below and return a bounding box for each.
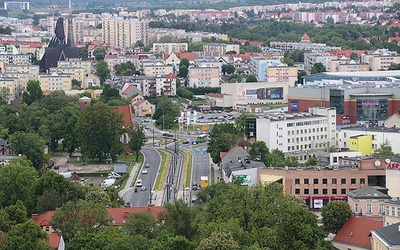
[102,18,149,48]
[188,67,220,88]
[152,43,188,54]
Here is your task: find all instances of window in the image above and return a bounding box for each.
[397,208,400,217]
[313,179,318,184]
[386,206,389,216]
[304,189,309,194]
[379,204,384,214]
[304,179,309,184]
[354,204,360,213]
[341,189,347,194]
[323,189,328,194]
[322,179,327,184]
[341,178,346,184]
[45,227,50,232]
[366,204,372,214]
[332,179,337,184]
[332,189,337,194]
[295,189,300,194]
[392,207,395,216]
[295,179,300,185]
[360,178,365,184]
[351,178,356,184]
[314,189,318,194]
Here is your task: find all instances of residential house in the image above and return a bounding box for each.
[85,89,103,99]
[332,216,383,250]
[84,74,100,88]
[133,99,155,117]
[383,200,400,226]
[347,186,391,218]
[371,222,400,250]
[48,233,65,250]
[130,93,143,104]
[121,84,142,100]
[32,206,166,232]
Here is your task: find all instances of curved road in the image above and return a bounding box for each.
[129,147,161,207]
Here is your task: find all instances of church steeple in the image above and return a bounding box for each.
[66,0,74,47]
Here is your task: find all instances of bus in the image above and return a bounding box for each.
[196,134,207,143]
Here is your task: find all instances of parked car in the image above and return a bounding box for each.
[101,179,116,189]
[108,172,122,180]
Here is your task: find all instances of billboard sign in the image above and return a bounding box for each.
[313,199,323,208]
[235,174,252,185]
[290,100,298,112]
[187,111,191,125]
[241,87,284,101]
[193,110,197,123]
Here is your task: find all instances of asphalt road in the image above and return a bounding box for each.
[129,147,161,207]
[190,145,210,204]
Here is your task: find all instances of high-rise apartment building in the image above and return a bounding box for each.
[102,18,149,48]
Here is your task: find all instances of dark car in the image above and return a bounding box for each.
[134,188,138,193]
[183,140,189,144]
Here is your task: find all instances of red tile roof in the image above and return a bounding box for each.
[0,40,46,48]
[122,85,134,95]
[177,52,196,61]
[32,211,55,227]
[166,72,176,78]
[220,145,240,159]
[301,33,310,41]
[111,105,134,127]
[108,206,166,226]
[48,234,61,249]
[134,99,147,106]
[333,216,383,249]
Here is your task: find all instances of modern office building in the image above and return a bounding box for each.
[102,18,149,48]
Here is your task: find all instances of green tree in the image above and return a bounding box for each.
[222,64,235,75]
[0,87,11,105]
[50,200,111,242]
[100,84,121,102]
[326,16,335,24]
[93,46,106,61]
[178,65,188,78]
[249,141,269,162]
[0,201,28,232]
[22,80,43,105]
[372,139,396,158]
[164,200,196,240]
[321,201,352,235]
[207,123,242,164]
[96,60,111,85]
[76,102,124,162]
[2,220,52,250]
[197,231,240,250]
[349,52,359,60]
[311,62,326,74]
[305,157,317,166]
[78,45,89,60]
[9,132,48,171]
[245,75,258,82]
[28,171,84,214]
[0,163,37,208]
[179,58,189,68]
[84,187,111,206]
[176,87,193,100]
[297,70,306,85]
[128,125,147,161]
[388,63,400,70]
[123,211,161,239]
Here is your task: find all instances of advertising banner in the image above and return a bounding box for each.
[193,110,197,123]
[187,111,191,125]
[313,199,323,209]
[178,117,183,131]
[290,100,299,112]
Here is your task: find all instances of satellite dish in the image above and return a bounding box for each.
[374,160,381,167]
[385,159,391,164]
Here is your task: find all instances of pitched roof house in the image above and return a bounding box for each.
[332,216,383,249]
[371,222,400,249]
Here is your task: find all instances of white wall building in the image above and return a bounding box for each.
[256,107,337,162]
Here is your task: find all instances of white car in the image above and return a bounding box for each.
[136,179,143,187]
[141,186,147,191]
[142,169,148,174]
[108,172,122,180]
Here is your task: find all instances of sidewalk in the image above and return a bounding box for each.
[119,162,139,201]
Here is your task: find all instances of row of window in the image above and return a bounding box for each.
[295,188,346,195]
[354,204,384,214]
[386,206,400,217]
[287,127,327,134]
[295,178,365,185]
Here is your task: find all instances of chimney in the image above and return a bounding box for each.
[123,211,129,218]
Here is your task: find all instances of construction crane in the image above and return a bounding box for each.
[46,5,55,19]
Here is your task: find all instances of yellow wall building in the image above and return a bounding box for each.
[349,135,372,156]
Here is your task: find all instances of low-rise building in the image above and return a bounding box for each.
[188,66,220,88]
[347,186,391,218]
[133,99,155,117]
[371,222,400,249]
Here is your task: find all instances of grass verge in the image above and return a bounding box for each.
[182,149,192,188]
[210,165,215,185]
[155,149,169,191]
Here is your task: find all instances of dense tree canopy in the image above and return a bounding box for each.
[321,201,352,235]
[96,60,111,84]
[76,102,125,162]
[128,125,147,161]
[22,80,43,106]
[207,123,243,163]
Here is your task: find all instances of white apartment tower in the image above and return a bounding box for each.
[102,18,149,48]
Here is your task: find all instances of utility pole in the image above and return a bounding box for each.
[148,181,152,205]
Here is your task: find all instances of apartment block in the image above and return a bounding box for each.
[152,43,188,54]
[256,107,336,162]
[203,43,240,54]
[0,77,17,101]
[0,54,31,65]
[134,73,176,97]
[361,50,400,71]
[144,63,174,77]
[265,65,298,86]
[57,59,92,76]
[38,73,73,92]
[304,52,337,75]
[102,18,149,48]
[249,56,282,82]
[4,64,39,79]
[188,67,220,88]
